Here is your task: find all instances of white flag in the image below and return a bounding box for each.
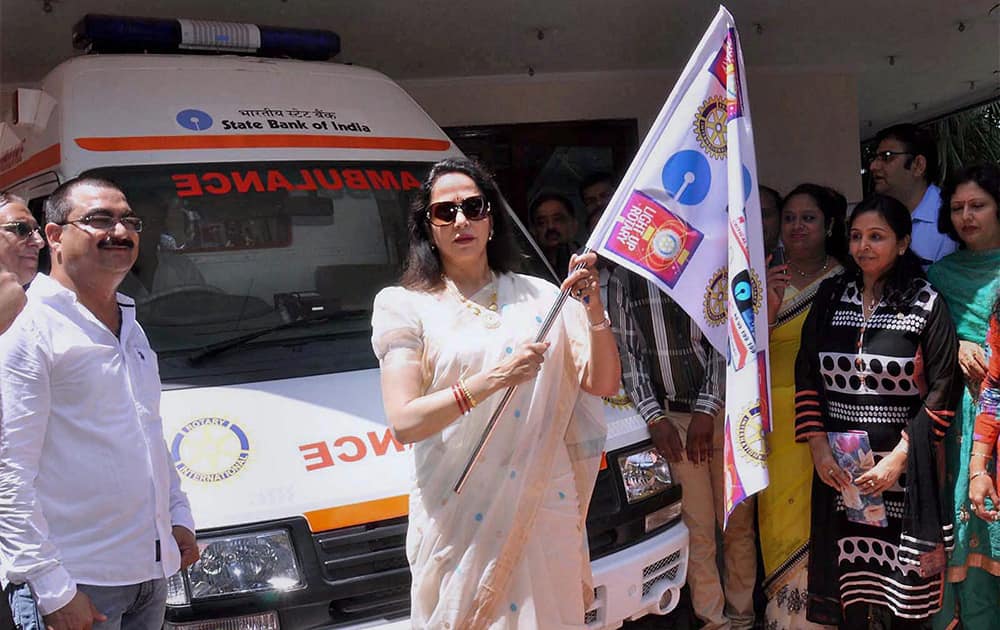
[586,5,770,519]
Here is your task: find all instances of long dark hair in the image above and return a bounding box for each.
[782,183,848,262]
[844,194,927,309]
[399,158,517,291]
[937,163,1000,246]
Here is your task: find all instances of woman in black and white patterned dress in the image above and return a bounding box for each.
[794,195,960,628]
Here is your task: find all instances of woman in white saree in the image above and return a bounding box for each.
[372,158,620,629]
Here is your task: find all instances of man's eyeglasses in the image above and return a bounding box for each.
[0,221,42,240]
[872,150,912,163]
[427,196,491,227]
[61,214,144,233]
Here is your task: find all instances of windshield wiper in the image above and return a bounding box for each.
[186,309,368,365]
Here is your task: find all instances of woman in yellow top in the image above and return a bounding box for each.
[761,183,846,629]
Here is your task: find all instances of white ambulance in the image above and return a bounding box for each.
[0,16,688,629]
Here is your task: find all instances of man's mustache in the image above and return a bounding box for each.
[98,237,135,249]
[544,229,561,241]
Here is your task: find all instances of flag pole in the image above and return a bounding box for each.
[453,253,591,493]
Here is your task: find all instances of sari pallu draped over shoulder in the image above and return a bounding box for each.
[758,266,841,629]
[372,273,606,629]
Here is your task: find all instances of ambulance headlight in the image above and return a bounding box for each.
[166,529,304,604]
[618,446,673,504]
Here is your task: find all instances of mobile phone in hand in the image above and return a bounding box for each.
[770,242,785,268]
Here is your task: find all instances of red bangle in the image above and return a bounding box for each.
[452,384,469,415]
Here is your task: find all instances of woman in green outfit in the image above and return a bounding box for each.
[928,163,1000,629]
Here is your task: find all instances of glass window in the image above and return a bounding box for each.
[88,160,546,382]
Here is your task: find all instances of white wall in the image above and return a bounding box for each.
[401,68,862,202]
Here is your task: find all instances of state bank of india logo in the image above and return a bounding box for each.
[172,417,250,483]
[737,405,768,464]
[703,267,763,327]
[693,95,728,160]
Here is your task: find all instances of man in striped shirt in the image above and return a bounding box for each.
[608,267,757,630]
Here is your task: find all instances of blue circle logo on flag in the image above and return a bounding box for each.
[176,109,214,131]
[693,95,728,160]
[661,150,711,206]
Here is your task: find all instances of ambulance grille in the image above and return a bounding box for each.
[313,516,411,623]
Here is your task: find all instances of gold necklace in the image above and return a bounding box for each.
[444,273,500,328]
[788,255,830,278]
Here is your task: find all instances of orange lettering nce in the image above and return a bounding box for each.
[299,429,409,471]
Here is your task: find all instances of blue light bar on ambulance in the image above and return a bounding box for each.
[73,15,340,61]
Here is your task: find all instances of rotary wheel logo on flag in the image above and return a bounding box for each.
[693,95,728,160]
[704,267,728,326]
[703,267,763,327]
[737,405,768,464]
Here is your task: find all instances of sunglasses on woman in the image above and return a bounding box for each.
[0,221,42,240]
[427,196,491,227]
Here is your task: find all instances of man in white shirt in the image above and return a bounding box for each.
[0,177,198,630]
[869,123,956,265]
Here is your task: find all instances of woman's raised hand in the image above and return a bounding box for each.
[765,258,789,325]
[562,252,602,311]
[488,341,550,389]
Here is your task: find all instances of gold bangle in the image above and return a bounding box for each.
[970,470,991,481]
[647,415,669,427]
[971,452,994,459]
[458,378,478,409]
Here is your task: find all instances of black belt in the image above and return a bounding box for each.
[663,399,692,413]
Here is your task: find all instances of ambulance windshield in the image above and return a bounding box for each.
[87,161,545,381]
